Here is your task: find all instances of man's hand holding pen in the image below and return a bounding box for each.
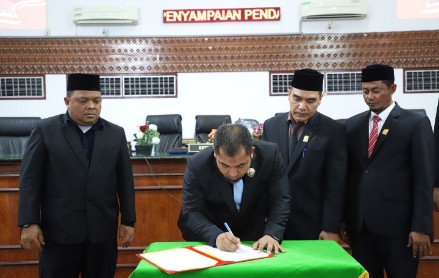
[216,232,242,252]
[218,222,284,254]
[217,222,242,252]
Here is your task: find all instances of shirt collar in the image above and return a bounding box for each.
[370,101,395,123]
[63,111,104,130]
[287,112,311,125]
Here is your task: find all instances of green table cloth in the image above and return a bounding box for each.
[129,240,368,278]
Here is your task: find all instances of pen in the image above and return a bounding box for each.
[224,222,234,236]
[224,222,244,252]
[302,148,307,158]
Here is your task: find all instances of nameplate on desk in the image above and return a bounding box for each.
[188,143,213,153]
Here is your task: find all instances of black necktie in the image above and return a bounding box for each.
[288,122,303,161]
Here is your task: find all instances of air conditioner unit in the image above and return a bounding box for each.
[301,0,368,20]
[73,6,139,25]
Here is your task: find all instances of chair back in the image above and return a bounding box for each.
[146,114,182,153]
[0,117,41,156]
[195,115,231,143]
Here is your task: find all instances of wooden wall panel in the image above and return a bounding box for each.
[0,265,38,278]
[0,30,438,75]
[0,192,21,246]
[132,190,183,247]
[418,259,439,278]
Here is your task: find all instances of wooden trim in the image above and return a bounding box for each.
[135,186,182,190]
[0,161,21,176]
[1,30,439,75]
[0,261,38,266]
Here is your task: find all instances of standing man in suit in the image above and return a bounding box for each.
[434,98,439,211]
[343,64,434,278]
[18,73,136,278]
[177,124,290,254]
[263,68,347,241]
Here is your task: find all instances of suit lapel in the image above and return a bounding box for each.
[89,127,105,173]
[287,113,319,170]
[277,113,290,162]
[62,124,89,171]
[239,159,257,215]
[359,113,370,161]
[217,158,257,215]
[369,105,400,159]
[216,167,238,214]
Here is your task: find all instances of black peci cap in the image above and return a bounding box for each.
[67,73,101,91]
[290,68,324,91]
[361,64,395,82]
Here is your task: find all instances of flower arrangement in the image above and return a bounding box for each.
[133,122,160,146]
[252,123,264,140]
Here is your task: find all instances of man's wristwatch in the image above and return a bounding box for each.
[22,224,30,228]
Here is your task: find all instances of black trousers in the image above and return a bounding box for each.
[39,239,117,278]
[351,229,418,278]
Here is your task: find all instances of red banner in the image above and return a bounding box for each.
[163,7,281,23]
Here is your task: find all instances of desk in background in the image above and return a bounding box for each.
[129,241,368,278]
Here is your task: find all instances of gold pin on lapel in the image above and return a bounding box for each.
[303,135,309,142]
[382,129,389,135]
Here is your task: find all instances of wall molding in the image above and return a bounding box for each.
[1,30,438,75]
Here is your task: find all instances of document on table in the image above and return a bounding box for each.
[192,244,270,262]
[137,244,272,274]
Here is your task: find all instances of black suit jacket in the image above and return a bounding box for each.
[177,140,290,246]
[435,98,439,187]
[18,114,136,244]
[263,112,347,239]
[345,103,434,237]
